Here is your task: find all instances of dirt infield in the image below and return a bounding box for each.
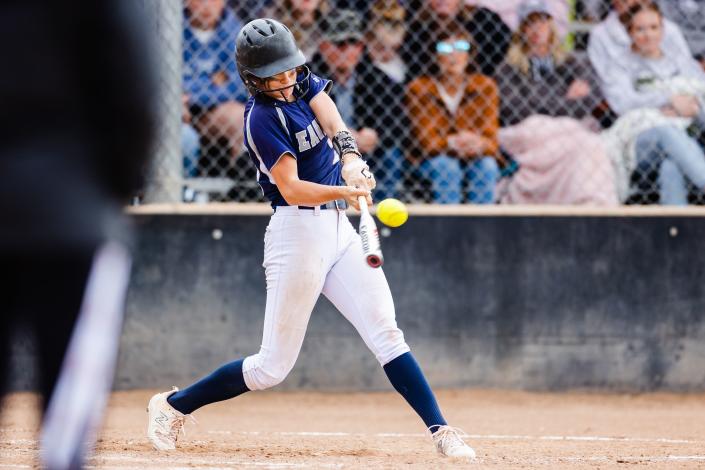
[2,389,705,469]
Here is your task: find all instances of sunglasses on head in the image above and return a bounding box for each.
[436,40,471,54]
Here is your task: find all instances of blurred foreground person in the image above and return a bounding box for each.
[0,1,156,468]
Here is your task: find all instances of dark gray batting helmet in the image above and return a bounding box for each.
[236,18,308,96]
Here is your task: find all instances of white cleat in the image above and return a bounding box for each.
[431,425,477,460]
[147,387,190,450]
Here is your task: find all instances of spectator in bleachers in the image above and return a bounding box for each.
[261,0,331,61]
[588,0,692,92]
[183,0,248,160]
[658,0,705,58]
[366,0,407,84]
[497,0,602,126]
[465,0,571,40]
[600,1,705,204]
[494,0,617,205]
[406,25,500,203]
[404,0,512,78]
[310,9,409,199]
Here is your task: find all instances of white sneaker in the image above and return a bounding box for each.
[431,425,477,460]
[147,387,190,450]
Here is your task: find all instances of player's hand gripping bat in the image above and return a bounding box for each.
[357,196,383,268]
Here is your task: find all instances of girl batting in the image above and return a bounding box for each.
[147,18,475,461]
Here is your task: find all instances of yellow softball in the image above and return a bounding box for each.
[376,198,408,228]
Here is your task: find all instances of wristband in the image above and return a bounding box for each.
[333,130,362,159]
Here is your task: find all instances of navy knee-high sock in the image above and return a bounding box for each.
[167,359,249,414]
[383,352,447,432]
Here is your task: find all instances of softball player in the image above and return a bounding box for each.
[147,18,475,461]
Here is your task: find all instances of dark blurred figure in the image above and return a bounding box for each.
[0,1,156,468]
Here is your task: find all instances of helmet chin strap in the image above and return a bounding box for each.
[277,89,292,103]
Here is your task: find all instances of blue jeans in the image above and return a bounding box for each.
[371,147,404,200]
[418,155,499,204]
[635,125,705,205]
[182,123,201,178]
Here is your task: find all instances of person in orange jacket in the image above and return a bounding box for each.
[406,25,500,203]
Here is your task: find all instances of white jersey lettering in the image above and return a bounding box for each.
[311,120,326,141]
[307,124,321,148]
[295,129,311,152]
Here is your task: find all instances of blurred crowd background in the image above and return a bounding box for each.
[158,0,705,206]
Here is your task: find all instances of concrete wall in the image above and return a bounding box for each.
[111,212,705,391]
[9,211,705,391]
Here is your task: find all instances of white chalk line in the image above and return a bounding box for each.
[0,438,37,445]
[96,453,705,463]
[207,430,700,444]
[5,427,697,444]
[84,467,302,470]
[2,430,701,447]
[94,454,343,469]
[0,454,343,470]
[5,454,705,469]
[563,455,705,463]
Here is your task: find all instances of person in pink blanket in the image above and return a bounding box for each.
[493,0,617,205]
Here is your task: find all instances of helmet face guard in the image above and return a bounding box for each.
[240,65,311,101]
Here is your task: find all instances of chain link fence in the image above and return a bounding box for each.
[141,0,705,206]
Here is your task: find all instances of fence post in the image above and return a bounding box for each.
[141,0,182,203]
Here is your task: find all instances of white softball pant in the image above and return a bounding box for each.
[242,206,410,391]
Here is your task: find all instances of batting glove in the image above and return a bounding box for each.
[341,157,376,190]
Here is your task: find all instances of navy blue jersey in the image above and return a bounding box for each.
[243,72,342,207]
